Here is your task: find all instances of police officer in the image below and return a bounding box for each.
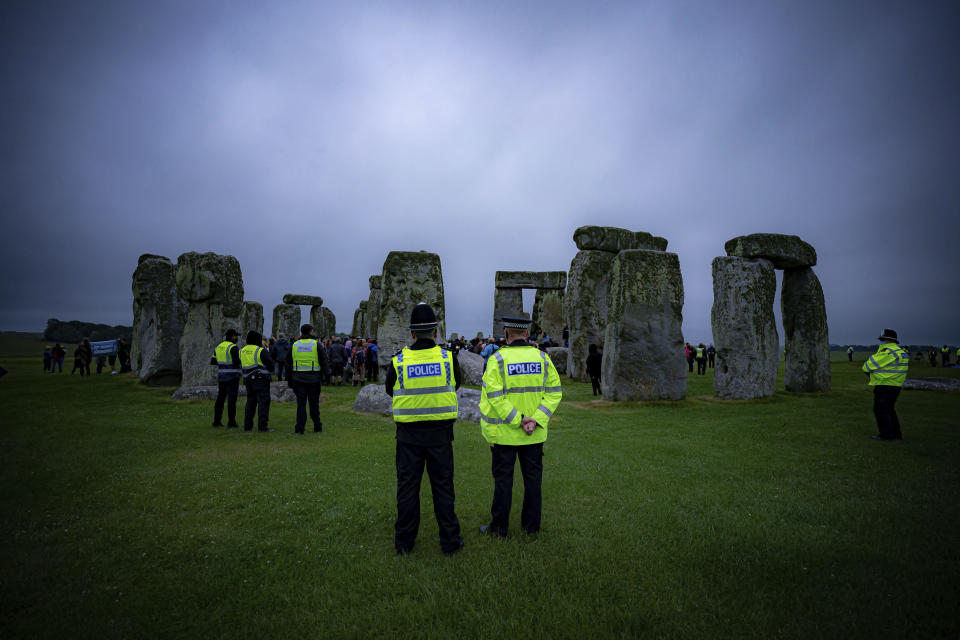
[240,330,275,432]
[287,323,329,434]
[210,328,242,428]
[847,346,854,362]
[941,345,951,367]
[478,316,563,538]
[862,328,909,440]
[385,303,464,556]
[696,343,707,375]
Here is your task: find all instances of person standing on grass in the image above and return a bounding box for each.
[928,349,937,367]
[385,303,464,556]
[240,330,275,432]
[696,343,707,375]
[586,343,602,396]
[941,345,951,367]
[862,328,909,441]
[210,329,242,428]
[43,346,52,373]
[707,344,715,368]
[51,344,65,372]
[684,342,694,372]
[78,339,92,376]
[847,346,854,362]
[287,323,328,435]
[478,316,562,538]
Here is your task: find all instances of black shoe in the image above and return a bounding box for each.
[396,546,414,556]
[442,539,465,556]
[314,423,323,433]
[294,430,304,435]
[212,422,223,427]
[227,423,239,429]
[479,525,506,538]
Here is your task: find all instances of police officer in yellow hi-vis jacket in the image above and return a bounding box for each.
[210,328,242,428]
[288,323,329,435]
[240,330,275,432]
[862,328,909,440]
[479,316,562,537]
[385,303,464,556]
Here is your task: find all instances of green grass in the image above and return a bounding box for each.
[1,333,958,639]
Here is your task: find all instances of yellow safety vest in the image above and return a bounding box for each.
[391,346,458,423]
[213,341,240,379]
[240,345,268,379]
[479,344,562,446]
[292,338,320,371]
[862,343,909,387]
[696,347,704,358]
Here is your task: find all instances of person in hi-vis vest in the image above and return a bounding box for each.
[385,303,464,556]
[478,315,562,538]
[210,328,242,428]
[240,330,276,432]
[862,328,909,440]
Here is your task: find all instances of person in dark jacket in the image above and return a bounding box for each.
[286,324,330,434]
[586,343,603,396]
[117,338,131,372]
[385,303,464,556]
[328,338,346,385]
[241,330,275,432]
[273,334,292,381]
[210,329,242,428]
[707,344,716,368]
[43,346,52,373]
[73,339,92,376]
[51,344,66,373]
[365,339,379,382]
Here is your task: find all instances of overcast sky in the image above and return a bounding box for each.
[2,0,959,345]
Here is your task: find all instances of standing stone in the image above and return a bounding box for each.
[272,304,301,340]
[492,288,523,338]
[175,252,245,387]
[781,267,831,392]
[322,307,336,337]
[601,250,685,401]
[564,250,616,381]
[309,305,337,337]
[365,275,381,339]
[352,301,367,337]
[711,257,779,399]
[131,254,186,385]
[533,288,565,342]
[378,251,445,358]
[456,349,484,385]
[236,301,263,336]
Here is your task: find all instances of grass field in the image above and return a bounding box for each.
[1,333,958,639]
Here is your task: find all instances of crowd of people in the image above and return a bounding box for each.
[42,338,131,375]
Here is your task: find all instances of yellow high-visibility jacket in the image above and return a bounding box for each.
[479,343,562,445]
[862,343,909,387]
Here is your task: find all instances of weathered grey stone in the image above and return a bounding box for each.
[175,252,244,316]
[131,254,185,386]
[308,306,336,337]
[782,267,830,392]
[378,251,445,358]
[237,301,263,336]
[573,226,668,253]
[724,233,817,269]
[601,250,686,401]
[175,252,245,387]
[565,250,616,381]
[351,302,366,337]
[546,347,568,375]
[323,307,336,337]
[272,304,301,340]
[283,294,324,306]
[172,381,301,402]
[902,377,960,391]
[495,271,567,290]
[365,277,381,339]
[711,257,779,399]
[457,349,484,385]
[351,384,481,423]
[533,289,565,342]
[492,288,523,338]
[449,333,459,341]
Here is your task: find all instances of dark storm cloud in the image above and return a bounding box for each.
[2,0,959,344]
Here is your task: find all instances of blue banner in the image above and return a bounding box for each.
[91,340,118,356]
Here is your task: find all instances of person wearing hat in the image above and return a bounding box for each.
[287,323,329,434]
[240,330,275,432]
[210,329,242,428]
[478,316,563,538]
[384,303,464,556]
[862,328,910,440]
[941,345,951,367]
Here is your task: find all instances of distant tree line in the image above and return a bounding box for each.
[44,318,132,344]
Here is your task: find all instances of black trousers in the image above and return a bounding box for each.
[942,353,950,366]
[395,440,462,552]
[489,442,543,536]
[244,380,271,431]
[873,385,902,439]
[293,382,322,432]
[366,361,377,382]
[696,358,706,374]
[590,374,601,396]
[275,361,287,381]
[708,354,715,368]
[687,358,694,372]
[214,378,240,425]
